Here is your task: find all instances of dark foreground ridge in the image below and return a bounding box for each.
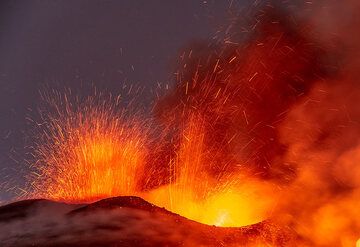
[68,196,175,216]
[0,196,296,246]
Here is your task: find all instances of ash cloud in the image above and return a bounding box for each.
[272,1,360,245]
[154,0,340,182]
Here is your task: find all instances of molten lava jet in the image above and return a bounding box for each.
[20,2,360,246]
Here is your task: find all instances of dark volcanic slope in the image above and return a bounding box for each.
[0,196,296,247]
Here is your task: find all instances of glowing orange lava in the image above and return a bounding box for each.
[146,114,278,226]
[29,92,276,227]
[29,92,149,203]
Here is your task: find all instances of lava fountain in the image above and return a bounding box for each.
[28,89,276,227]
[28,90,150,203]
[24,2,360,246]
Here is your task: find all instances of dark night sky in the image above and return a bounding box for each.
[0,0,250,202]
